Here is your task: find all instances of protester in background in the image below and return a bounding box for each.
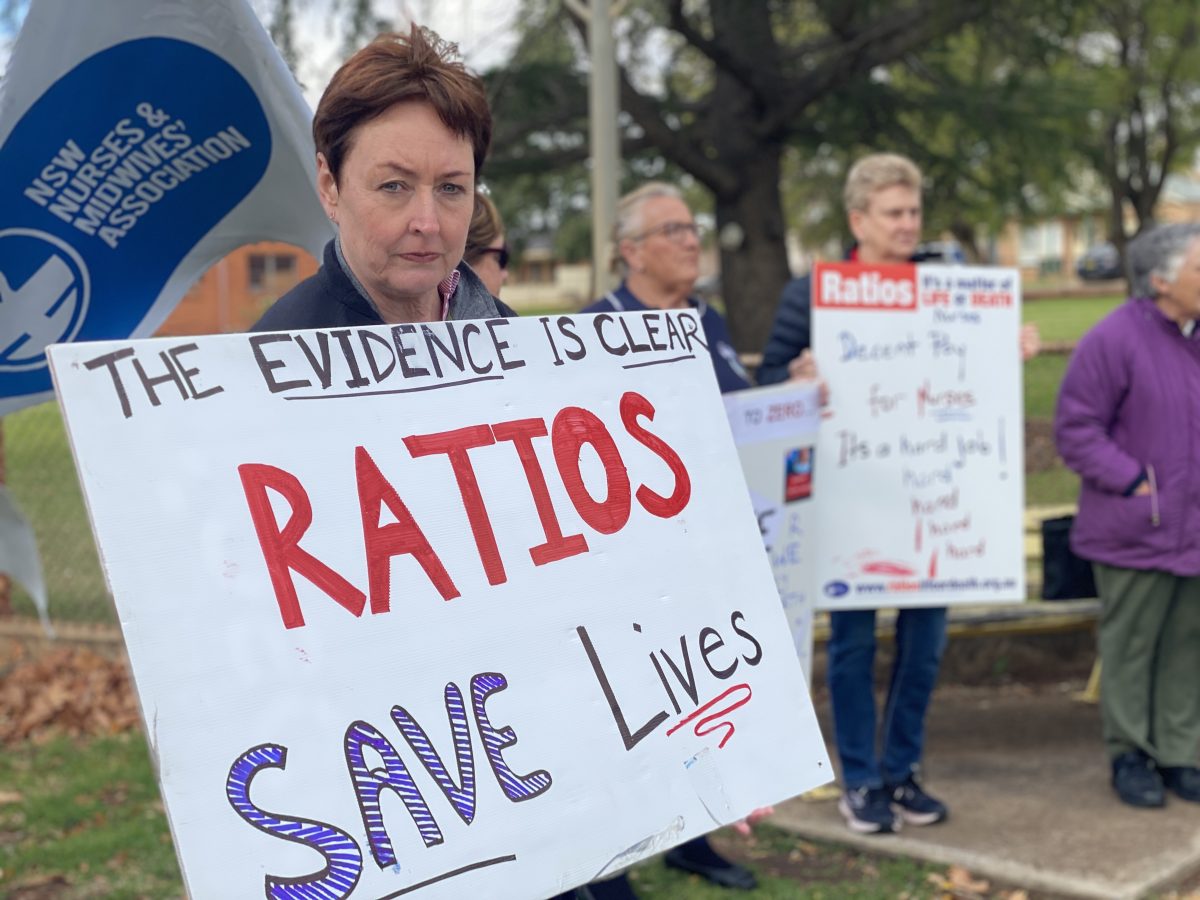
[254,25,514,333]
[582,182,753,393]
[561,182,763,899]
[1055,222,1200,809]
[464,189,509,297]
[758,153,1039,836]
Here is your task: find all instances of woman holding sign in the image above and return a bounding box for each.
[1056,222,1200,809]
[758,154,1039,837]
[253,27,515,333]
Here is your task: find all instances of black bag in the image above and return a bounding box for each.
[1041,515,1097,600]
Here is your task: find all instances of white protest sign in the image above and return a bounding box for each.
[812,262,1025,609]
[723,383,821,679]
[0,0,331,415]
[49,311,830,899]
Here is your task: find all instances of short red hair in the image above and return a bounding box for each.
[313,25,492,182]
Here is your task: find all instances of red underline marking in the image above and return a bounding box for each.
[666,683,753,749]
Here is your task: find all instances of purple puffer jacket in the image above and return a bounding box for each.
[1055,298,1200,575]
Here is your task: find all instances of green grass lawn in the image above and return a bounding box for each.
[1019,297,1114,510]
[1022,295,1123,343]
[0,731,942,900]
[1023,354,1068,420]
[0,733,181,899]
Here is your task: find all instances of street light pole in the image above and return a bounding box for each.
[564,0,624,297]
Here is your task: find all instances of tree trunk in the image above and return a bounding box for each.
[714,147,791,353]
[706,0,789,353]
[949,221,983,263]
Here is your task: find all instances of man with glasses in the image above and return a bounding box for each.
[567,182,758,897]
[582,181,750,393]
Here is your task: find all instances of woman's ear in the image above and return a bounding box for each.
[316,153,339,224]
[1149,272,1170,298]
[619,237,641,274]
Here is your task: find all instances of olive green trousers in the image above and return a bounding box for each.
[1094,563,1200,766]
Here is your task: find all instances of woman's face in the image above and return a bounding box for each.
[1154,237,1200,323]
[318,102,474,312]
[622,195,701,296]
[470,236,508,298]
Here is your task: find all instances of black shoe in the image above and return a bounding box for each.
[838,786,900,834]
[886,773,948,826]
[664,838,757,890]
[1111,751,1165,808]
[1161,766,1200,803]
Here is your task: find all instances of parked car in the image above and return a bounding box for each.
[912,240,966,264]
[1076,242,1122,281]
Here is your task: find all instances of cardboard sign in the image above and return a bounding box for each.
[0,0,331,415]
[723,382,821,678]
[812,263,1025,609]
[49,311,830,899]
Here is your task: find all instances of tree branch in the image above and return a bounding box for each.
[487,135,654,178]
[616,67,737,193]
[761,0,990,140]
[665,0,774,101]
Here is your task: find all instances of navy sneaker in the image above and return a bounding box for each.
[1111,751,1165,808]
[838,786,900,834]
[1161,766,1200,803]
[887,774,948,825]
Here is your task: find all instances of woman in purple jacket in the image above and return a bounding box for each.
[1055,221,1200,809]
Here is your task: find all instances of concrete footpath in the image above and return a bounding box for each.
[772,683,1200,900]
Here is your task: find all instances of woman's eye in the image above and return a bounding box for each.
[381,181,405,192]
[440,183,465,195]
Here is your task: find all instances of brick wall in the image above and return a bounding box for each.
[155,241,318,336]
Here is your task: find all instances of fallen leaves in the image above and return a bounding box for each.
[919,866,1030,899]
[0,646,139,744]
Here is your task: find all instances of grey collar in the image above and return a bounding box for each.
[335,234,502,322]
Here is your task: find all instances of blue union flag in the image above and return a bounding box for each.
[0,0,331,416]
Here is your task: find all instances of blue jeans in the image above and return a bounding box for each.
[827,606,948,789]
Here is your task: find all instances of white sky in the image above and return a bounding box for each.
[1,0,522,108]
[255,0,522,106]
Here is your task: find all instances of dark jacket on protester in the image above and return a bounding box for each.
[757,271,814,386]
[252,239,515,332]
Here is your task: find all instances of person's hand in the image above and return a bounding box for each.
[786,349,830,407]
[1020,323,1041,361]
[732,805,774,836]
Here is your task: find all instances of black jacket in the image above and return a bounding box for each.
[252,239,515,332]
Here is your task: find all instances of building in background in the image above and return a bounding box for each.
[155,242,317,336]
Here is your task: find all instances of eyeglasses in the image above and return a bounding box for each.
[632,221,704,244]
[477,245,509,269]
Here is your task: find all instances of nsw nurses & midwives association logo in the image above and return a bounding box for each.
[0,228,90,372]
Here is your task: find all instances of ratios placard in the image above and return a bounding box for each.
[812,262,1026,610]
[49,311,830,899]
